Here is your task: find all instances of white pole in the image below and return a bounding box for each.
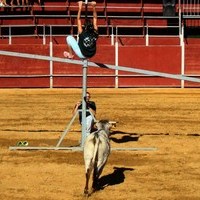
[50,26,53,88]
[81,59,88,147]
[111,26,114,46]
[178,0,182,36]
[9,26,11,45]
[181,25,185,88]
[81,0,88,147]
[115,27,119,88]
[43,25,46,45]
[146,25,149,46]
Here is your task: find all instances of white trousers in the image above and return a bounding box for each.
[86,115,94,137]
[66,35,86,59]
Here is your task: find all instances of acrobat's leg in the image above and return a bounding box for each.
[64,35,86,59]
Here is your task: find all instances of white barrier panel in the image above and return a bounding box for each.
[0,50,200,83]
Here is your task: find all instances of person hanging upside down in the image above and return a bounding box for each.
[64,1,98,59]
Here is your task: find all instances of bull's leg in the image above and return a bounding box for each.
[84,168,91,195]
[97,162,106,178]
[93,162,107,191]
[92,166,99,192]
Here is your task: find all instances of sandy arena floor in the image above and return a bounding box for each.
[0,88,200,200]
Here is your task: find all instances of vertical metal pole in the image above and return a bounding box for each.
[115,27,119,88]
[43,25,46,45]
[9,26,11,45]
[194,0,195,15]
[146,25,149,46]
[50,26,53,88]
[111,26,114,46]
[81,59,88,147]
[178,0,182,36]
[85,0,88,20]
[80,0,89,147]
[181,25,185,88]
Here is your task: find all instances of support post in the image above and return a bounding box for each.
[49,38,53,89]
[181,24,185,88]
[111,26,114,46]
[43,25,46,45]
[9,26,11,45]
[85,0,88,20]
[80,0,89,147]
[115,33,119,88]
[146,25,149,46]
[56,110,79,148]
[81,59,88,147]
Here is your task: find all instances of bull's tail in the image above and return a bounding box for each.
[92,131,100,164]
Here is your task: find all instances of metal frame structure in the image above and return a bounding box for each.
[1,50,200,83]
[1,49,163,151]
[1,48,198,151]
[6,0,156,152]
[1,0,200,151]
[3,0,198,151]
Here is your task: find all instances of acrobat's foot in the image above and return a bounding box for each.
[63,51,74,59]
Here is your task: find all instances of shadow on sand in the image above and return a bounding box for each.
[110,130,140,143]
[98,167,134,190]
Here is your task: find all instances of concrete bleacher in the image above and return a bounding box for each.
[3,1,200,43]
[0,0,182,42]
[0,1,199,46]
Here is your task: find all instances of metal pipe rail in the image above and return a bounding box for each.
[182,0,200,16]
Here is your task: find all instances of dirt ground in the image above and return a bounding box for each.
[0,88,200,200]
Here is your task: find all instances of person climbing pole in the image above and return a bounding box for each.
[64,1,98,59]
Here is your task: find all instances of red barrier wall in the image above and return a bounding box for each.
[0,44,183,88]
[184,40,200,88]
[118,46,181,87]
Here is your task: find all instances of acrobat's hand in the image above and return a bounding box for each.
[91,1,96,7]
[78,1,83,10]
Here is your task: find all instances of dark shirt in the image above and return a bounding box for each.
[78,30,98,58]
[78,101,96,123]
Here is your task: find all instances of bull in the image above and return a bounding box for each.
[83,119,111,195]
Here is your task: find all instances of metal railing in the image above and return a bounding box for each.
[0,2,199,43]
[182,0,200,16]
[0,23,181,46]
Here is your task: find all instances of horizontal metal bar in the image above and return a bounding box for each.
[9,146,157,151]
[0,75,49,78]
[0,15,34,17]
[182,15,200,18]
[89,63,200,83]
[144,16,179,19]
[9,146,83,151]
[2,74,199,78]
[111,147,157,151]
[0,50,200,83]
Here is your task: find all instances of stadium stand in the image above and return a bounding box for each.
[0,0,181,41]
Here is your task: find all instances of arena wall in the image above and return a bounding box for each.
[0,1,200,88]
[0,42,185,88]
